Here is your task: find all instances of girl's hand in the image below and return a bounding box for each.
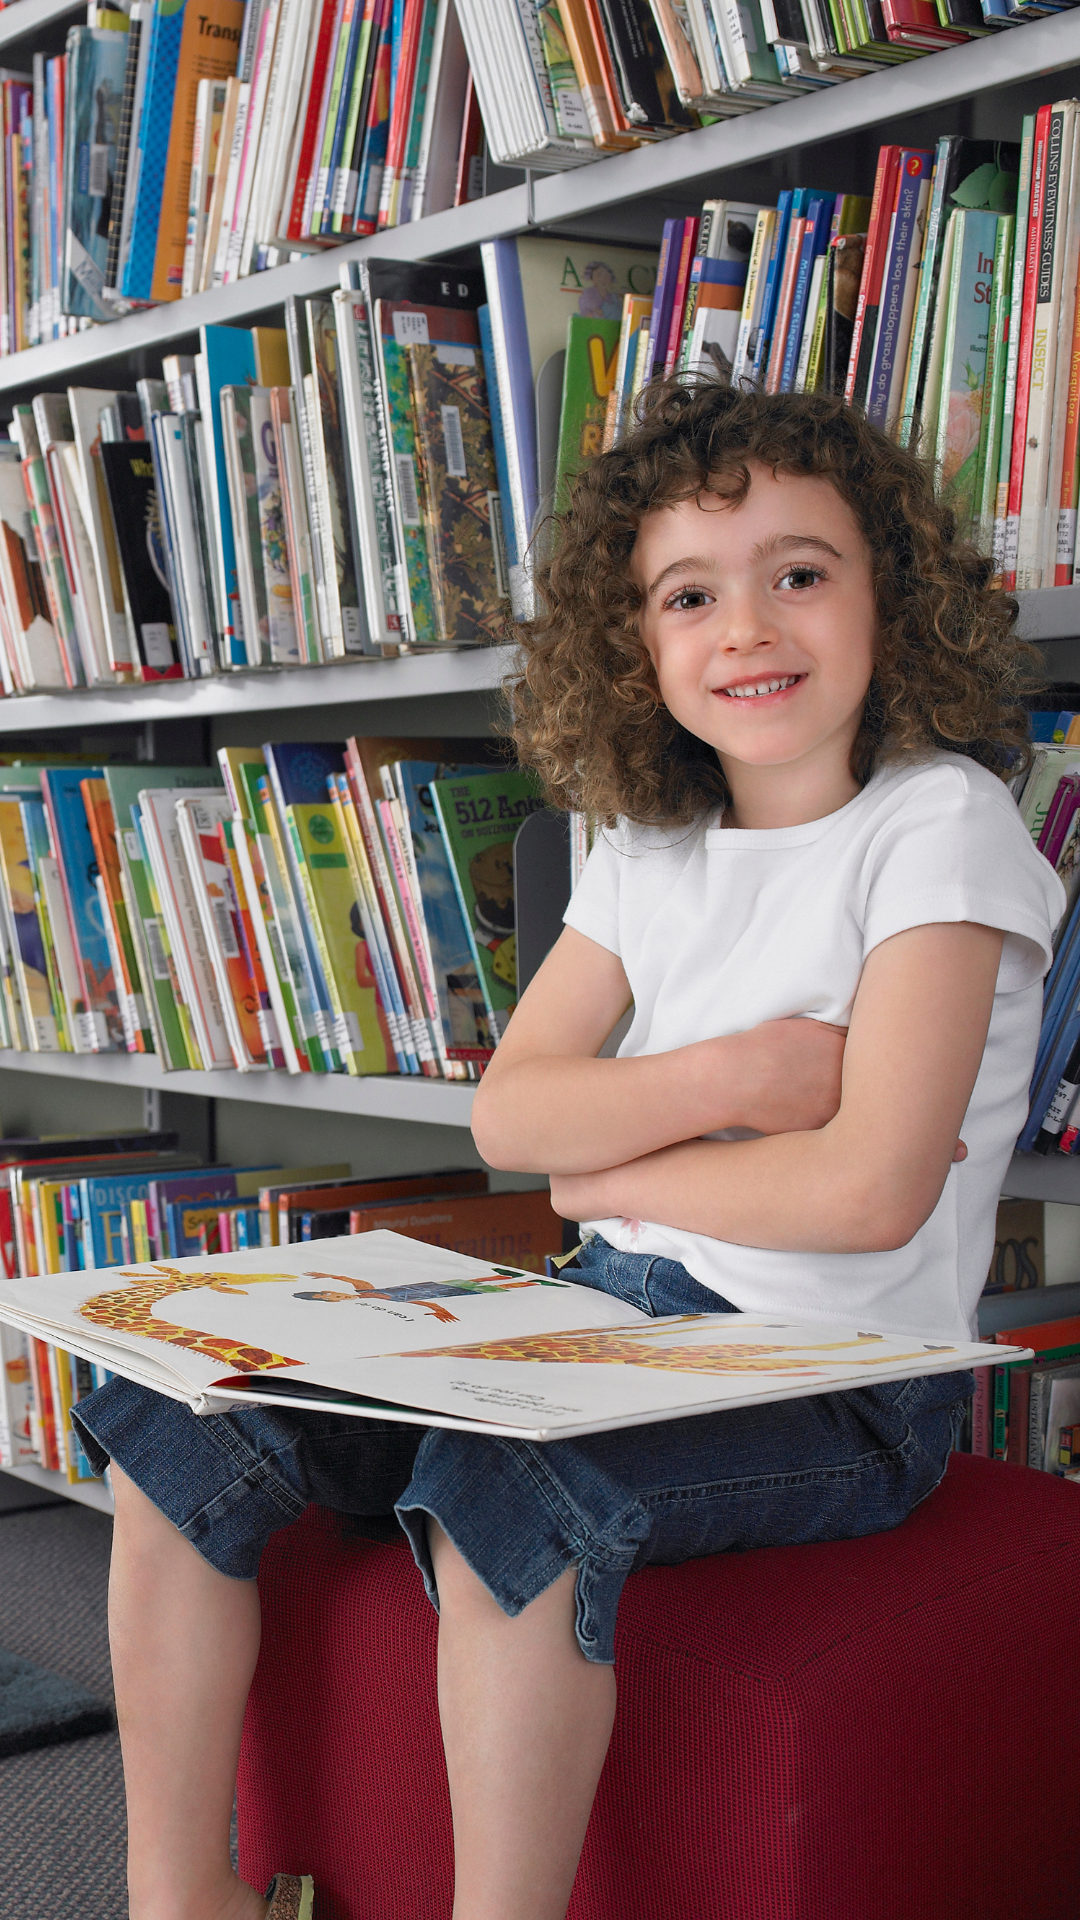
[732,1017,848,1135]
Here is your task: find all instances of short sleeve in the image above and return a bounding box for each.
[562,826,625,957]
[861,777,1065,991]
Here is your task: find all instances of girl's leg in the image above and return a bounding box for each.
[109,1465,268,1920]
[430,1521,616,1920]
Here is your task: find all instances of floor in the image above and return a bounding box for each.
[0,1490,127,1919]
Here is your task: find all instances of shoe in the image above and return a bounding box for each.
[264,1873,315,1919]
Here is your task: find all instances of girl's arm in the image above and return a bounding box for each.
[547,921,1004,1255]
[472,925,848,1173]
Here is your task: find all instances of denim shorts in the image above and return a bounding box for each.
[73,1236,973,1664]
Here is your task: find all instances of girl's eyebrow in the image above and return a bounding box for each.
[645,555,715,599]
[750,533,843,562]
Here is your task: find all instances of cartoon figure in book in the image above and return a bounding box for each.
[293,1268,562,1325]
[578,263,622,322]
[401,1324,950,1374]
[467,842,517,988]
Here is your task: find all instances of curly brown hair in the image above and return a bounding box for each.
[506,383,1040,826]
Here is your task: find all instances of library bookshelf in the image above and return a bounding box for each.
[0,10,1079,1509]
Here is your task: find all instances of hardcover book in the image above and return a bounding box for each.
[406,333,504,642]
[430,767,545,1042]
[0,1230,1027,1442]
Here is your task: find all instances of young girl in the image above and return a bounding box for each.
[74,384,1062,1920]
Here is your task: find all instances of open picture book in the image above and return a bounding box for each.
[0,1232,1029,1443]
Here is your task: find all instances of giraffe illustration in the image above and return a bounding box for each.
[397,1321,944,1375]
[80,1266,304,1374]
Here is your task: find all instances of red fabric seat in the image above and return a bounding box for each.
[237,1452,1080,1920]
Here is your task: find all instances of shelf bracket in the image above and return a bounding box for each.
[143,1088,161,1132]
[525,170,538,229]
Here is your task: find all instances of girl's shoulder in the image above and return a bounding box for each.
[866,750,1023,827]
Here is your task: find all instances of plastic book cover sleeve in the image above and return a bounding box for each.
[395,759,492,1058]
[97,442,180,679]
[62,27,130,321]
[430,768,544,1033]
[41,767,124,1048]
[937,209,1001,529]
[0,800,56,1048]
[262,742,393,1072]
[406,336,503,643]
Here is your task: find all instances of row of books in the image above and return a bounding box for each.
[4,0,499,350]
[0,1135,563,1480]
[543,115,1080,589]
[967,1307,1080,1475]
[461,0,1071,178]
[0,739,545,1083]
[3,0,1070,357]
[0,279,516,686]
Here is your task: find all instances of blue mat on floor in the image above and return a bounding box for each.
[0,1648,112,1757]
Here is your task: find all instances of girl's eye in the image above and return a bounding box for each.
[664,586,713,612]
[777,565,825,592]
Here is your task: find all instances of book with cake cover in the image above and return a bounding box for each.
[430,768,544,1043]
[0,1229,1029,1443]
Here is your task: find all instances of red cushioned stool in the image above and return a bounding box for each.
[237,1452,1080,1920]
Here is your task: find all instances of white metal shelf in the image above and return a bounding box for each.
[1,1458,113,1513]
[0,0,84,58]
[0,15,1074,396]
[1002,1152,1080,1207]
[0,1043,478,1124]
[0,644,505,733]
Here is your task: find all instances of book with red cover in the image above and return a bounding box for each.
[345,1188,564,1272]
[663,216,699,376]
[265,1167,487,1243]
[1002,102,1051,591]
[845,145,901,409]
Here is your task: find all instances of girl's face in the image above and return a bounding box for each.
[632,464,877,819]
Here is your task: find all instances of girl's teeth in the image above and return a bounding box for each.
[726,676,798,698]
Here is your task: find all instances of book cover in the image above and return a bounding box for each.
[344,1188,564,1270]
[139,784,234,1071]
[406,333,504,643]
[140,0,243,302]
[262,741,394,1077]
[934,208,1000,535]
[394,757,495,1060]
[0,1231,1027,1442]
[430,768,545,1042]
[864,149,932,429]
[40,767,124,1053]
[0,459,64,691]
[61,26,129,321]
[104,764,219,1069]
[80,776,151,1052]
[98,440,181,680]
[304,296,366,656]
[237,759,328,1074]
[219,384,269,667]
[779,193,835,393]
[175,792,267,1070]
[0,799,59,1053]
[250,388,300,663]
[554,314,620,513]
[195,323,257,664]
[684,205,761,386]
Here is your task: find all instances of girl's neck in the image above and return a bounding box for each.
[719,745,863,832]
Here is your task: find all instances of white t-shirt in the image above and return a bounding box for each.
[563,752,1064,1343]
